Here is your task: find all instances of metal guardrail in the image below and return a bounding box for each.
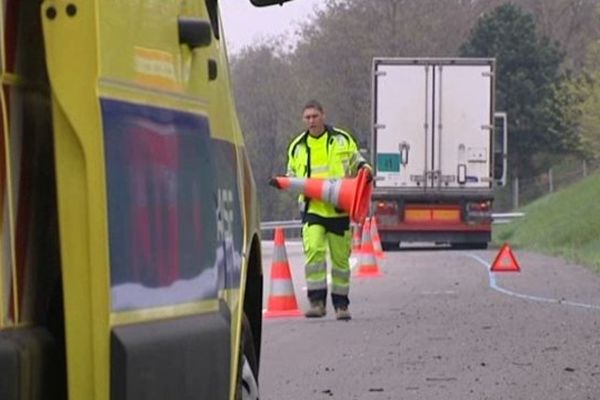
[491,212,526,224]
[260,212,525,231]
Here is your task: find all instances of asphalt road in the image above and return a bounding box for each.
[259,241,600,400]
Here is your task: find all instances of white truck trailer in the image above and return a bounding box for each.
[371,58,507,249]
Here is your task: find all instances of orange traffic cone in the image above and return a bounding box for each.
[264,228,302,318]
[370,217,384,259]
[351,222,362,257]
[356,218,382,278]
[270,168,372,223]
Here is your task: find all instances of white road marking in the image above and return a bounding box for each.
[466,253,600,312]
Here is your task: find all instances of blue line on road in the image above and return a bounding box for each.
[466,253,600,312]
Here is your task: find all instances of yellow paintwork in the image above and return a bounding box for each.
[0,72,13,329]
[37,1,258,399]
[0,2,12,327]
[0,3,6,329]
[97,78,208,116]
[41,1,109,399]
[110,298,220,326]
[0,18,19,329]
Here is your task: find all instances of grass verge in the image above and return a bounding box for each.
[493,172,600,273]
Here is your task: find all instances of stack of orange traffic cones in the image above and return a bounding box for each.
[356,217,382,278]
[370,217,384,259]
[264,228,302,318]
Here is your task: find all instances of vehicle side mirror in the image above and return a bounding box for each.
[178,17,212,49]
[250,0,293,6]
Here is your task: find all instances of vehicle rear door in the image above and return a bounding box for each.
[373,60,432,189]
[433,63,493,189]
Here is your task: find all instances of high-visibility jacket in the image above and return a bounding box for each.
[286,125,368,218]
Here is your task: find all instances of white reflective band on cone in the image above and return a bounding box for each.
[270,279,296,296]
[321,180,342,206]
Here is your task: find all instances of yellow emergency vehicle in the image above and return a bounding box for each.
[0,0,289,398]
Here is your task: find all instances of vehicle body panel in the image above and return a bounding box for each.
[1,1,263,399]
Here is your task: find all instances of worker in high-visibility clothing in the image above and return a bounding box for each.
[284,100,371,320]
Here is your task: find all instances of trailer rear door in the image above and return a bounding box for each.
[434,64,492,189]
[373,63,432,188]
[372,59,494,191]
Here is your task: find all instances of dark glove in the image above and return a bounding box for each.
[268,177,282,189]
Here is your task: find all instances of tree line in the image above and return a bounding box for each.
[229,0,600,221]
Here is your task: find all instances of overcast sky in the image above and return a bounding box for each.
[219,0,324,54]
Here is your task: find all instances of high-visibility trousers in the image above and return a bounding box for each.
[302,223,351,306]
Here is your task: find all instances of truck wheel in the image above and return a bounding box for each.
[236,314,260,400]
[381,241,400,251]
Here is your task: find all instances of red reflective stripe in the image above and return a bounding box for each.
[268,295,299,311]
[360,240,375,253]
[303,179,325,199]
[274,227,285,245]
[270,262,292,279]
[357,265,381,277]
[359,264,378,271]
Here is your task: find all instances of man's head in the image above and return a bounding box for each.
[303,100,326,137]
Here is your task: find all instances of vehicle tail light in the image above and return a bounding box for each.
[466,201,492,222]
[375,201,399,226]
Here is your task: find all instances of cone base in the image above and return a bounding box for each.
[263,309,303,319]
[264,296,302,318]
[356,266,382,278]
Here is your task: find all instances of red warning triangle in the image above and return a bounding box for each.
[491,243,520,272]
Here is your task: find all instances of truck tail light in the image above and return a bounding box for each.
[467,201,491,212]
[375,201,399,226]
[376,201,397,214]
[466,201,492,222]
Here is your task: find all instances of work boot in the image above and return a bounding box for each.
[335,306,351,321]
[305,301,326,318]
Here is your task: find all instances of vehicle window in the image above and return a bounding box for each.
[102,98,243,311]
[103,99,218,310]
